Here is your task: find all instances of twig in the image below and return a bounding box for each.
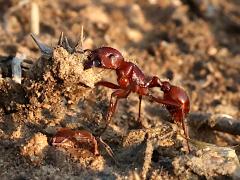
[74,25,85,52]
[11,53,26,84]
[188,112,240,135]
[31,2,40,35]
[30,33,53,59]
[0,67,2,78]
[141,134,153,180]
[80,25,84,49]
[0,55,32,77]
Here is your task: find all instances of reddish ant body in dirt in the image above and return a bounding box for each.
[30,33,191,151]
[84,47,191,152]
[51,128,99,155]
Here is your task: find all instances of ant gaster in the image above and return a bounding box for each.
[84,47,191,152]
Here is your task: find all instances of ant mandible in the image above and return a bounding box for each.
[83,47,191,152]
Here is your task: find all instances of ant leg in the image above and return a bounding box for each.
[147,94,180,107]
[95,81,120,89]
[137,95,143,125]
[173,110,190,153]
[180,110,190,153]
[148,94,190,152]
[99,89,131,135]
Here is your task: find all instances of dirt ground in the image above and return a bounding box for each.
[0,0,240,179]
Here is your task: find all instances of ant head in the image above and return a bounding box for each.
[84,47,124,70]
[160,81,171,92]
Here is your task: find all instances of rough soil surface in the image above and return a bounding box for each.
[0,0,240,179]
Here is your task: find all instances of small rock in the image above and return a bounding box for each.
[173,143,240,179]
[207,47,218,56]
[126,28,143,43]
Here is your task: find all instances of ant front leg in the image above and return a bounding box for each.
[99,89,131,135]
[95,81,120,89]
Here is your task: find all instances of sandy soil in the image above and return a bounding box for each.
[0,0,240,179]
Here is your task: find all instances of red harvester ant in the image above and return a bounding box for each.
[30,33,191,152]
[83,47,191,152]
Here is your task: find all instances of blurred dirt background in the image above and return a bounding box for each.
[0,0,240,179]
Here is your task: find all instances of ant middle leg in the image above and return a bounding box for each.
[136,95,145,128]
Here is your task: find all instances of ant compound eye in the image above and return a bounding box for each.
[93,59,101,67]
